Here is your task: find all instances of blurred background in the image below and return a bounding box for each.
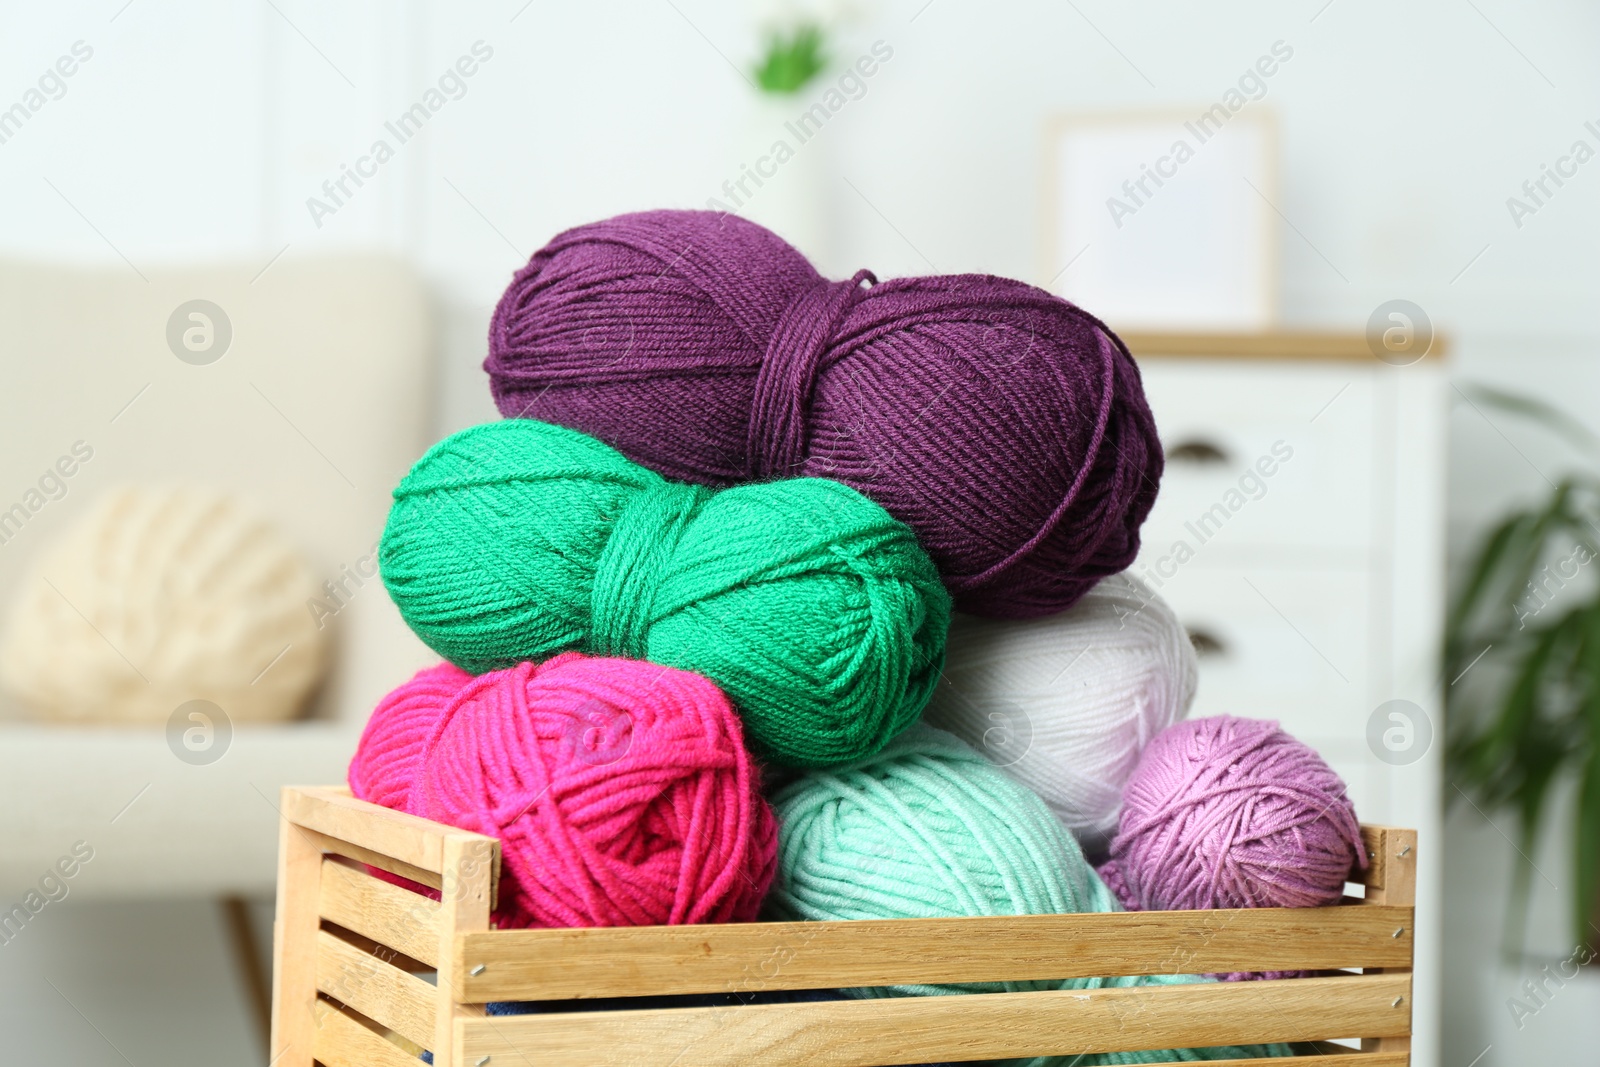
[3,1,1599,1064]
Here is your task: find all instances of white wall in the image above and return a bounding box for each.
[5,0,1600,1062]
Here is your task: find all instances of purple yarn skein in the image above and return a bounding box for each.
[485,209,1161,619]
[1099,715,1367,915]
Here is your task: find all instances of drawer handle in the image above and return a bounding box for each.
[1166,438,1231,465]
[1186,627,1228,658]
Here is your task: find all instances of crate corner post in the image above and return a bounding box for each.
[269,786,323,1067]
[436,832,495,1067]
[1360,826,1417,1062]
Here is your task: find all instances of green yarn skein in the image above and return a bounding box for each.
[380,419,950,769]
[767,725,1291,1066]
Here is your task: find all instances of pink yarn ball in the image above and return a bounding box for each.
[349,654,777,928]
[349,661,472,812]
[1099,716,1366,914]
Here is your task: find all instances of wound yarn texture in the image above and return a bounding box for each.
[923,572,1196,853]
[485,209,1163,619]
[765,724,1288,1065]
[349,660,472,812]
[349,654,776,929]
[379,418,950,769]
[1099,716,1367,914]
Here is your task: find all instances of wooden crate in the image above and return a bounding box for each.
[268,786,1416,1067]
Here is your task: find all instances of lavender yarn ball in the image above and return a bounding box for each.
[1099,716,1366,914]
[485,210,1162,618]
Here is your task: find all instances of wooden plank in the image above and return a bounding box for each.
[319,858,442,969]
[1363,1033,1413,1057]
[315,929,437,1051]
[284,786,447,875]
[453,905,1413,1002]
[300,826,444,892]
[1362,827,1417,1059]
[269,788,324,1067]
[457,972,1411,1067]
[320,928,430,976]
[311,1001,423,1067]
[1122,332,1447,362]
[283,785,495,878]
[435,836,494,1067]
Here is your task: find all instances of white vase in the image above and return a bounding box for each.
[724,93,832,264]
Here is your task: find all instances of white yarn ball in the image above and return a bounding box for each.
[922,572,1196,852]
[0,485,330,724]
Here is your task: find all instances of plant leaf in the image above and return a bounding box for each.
[753,23,828,94]
[1573,602,1600,948]
[1461,383,1600,453]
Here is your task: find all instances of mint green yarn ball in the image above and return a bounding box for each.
[767,725,1290,1066]
[379,420,950,769]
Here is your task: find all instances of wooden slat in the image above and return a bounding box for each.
[1122,331,1447,362]
[315,929,437,1051]
[320,929,430,976]
[284,786,448,874]
[319,858,442,969]
[300,826,445,892]
[453,905,1412,1001]
[284,785,496,878]
[457,972,1411,1067]
[311,1001,423,1067]
[269,789,325,1067]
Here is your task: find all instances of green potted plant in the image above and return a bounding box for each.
[1445,385,1600,959]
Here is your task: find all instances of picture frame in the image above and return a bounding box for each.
[1041,108,1279,331]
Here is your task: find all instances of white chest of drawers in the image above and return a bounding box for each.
[1126,332,1447,1066]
